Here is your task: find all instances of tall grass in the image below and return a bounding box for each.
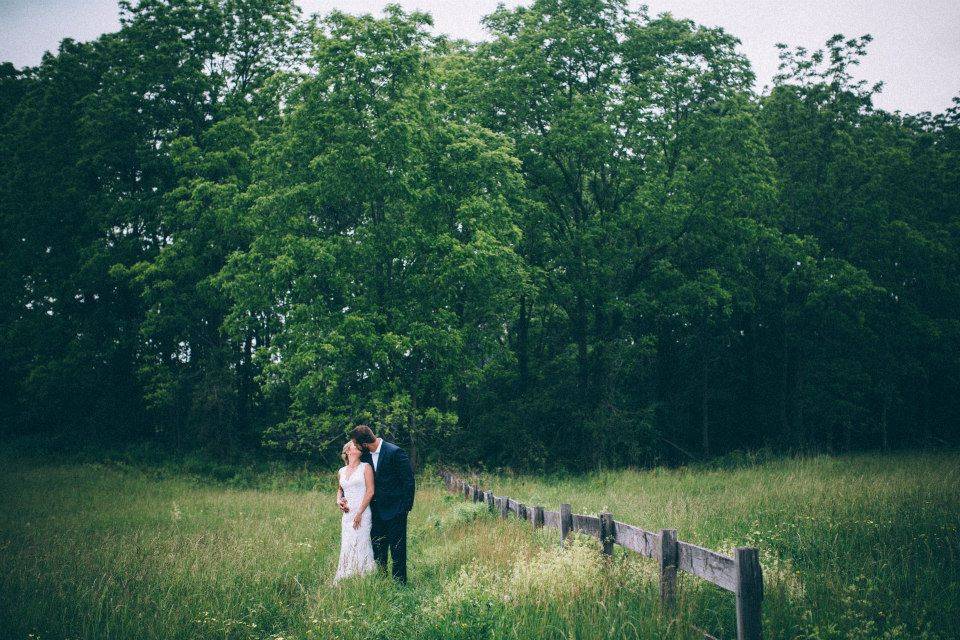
[471,452,960,639]
[1,452,956,639]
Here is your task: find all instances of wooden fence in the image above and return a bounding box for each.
[440,470,764,640]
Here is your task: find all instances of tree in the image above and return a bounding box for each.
[762,34,960,451]
[448,0,784,466]
[217,6,528,464]
[2,0,958,463]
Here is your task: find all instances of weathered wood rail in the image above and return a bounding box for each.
[440,470,764,640]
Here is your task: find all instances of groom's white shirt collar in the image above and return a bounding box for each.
[370,438,383,470]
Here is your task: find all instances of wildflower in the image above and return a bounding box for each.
[510,537,603,602]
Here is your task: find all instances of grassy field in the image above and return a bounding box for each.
[1,452,957,639]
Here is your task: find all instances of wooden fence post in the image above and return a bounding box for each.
[485,490,494,512]
[533,505,544,529]
[658,529,678,610]
[735,547,763,640]
[560,503,572,543]
[600,512,614,556]
[518,503,527,521]
[499,497,509,519]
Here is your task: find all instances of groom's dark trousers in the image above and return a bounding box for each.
[361,440,415,584]
[371,512,408,583]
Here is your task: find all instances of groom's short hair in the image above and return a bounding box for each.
[350,424,376,445]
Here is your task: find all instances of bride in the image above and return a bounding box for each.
[333,440,376,582]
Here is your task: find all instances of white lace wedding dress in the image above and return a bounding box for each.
[333,462,376,582]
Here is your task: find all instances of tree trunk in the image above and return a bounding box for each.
[918,382,931,448]
[575,292,588,393]
[236,330,253,442]
[793,355,805,450]
[654,322,672,461]
[517,294,529,392]
[879,391,890,451]
[408,393,419,472]
[780,310,791,446]
[702,354,710,457]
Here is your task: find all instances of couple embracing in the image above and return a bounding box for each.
[334,425,416,584]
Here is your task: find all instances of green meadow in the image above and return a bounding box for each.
[1,452,957,639]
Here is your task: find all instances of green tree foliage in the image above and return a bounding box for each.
[216,7,527,465]
[762,35,960,453]
[446,2,792,466]
[115,0,303,450]
[0,0,302,449]
[0,38,149,442]
[1,0,957,467]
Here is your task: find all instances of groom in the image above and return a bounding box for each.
[342,424,416,584]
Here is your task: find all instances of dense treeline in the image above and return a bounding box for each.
[2,0,958,469]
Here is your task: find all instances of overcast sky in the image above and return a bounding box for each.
[1,0,957,114]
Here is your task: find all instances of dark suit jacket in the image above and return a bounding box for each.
[360,440,415,521]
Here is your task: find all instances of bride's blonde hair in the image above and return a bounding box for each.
[341,440,355,465]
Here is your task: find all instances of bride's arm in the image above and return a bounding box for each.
[352,463,375,528]
[336,469,348,512]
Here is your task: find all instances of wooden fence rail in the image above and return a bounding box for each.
[439,470,764,640]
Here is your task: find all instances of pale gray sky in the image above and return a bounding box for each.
[1,1,957,114]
